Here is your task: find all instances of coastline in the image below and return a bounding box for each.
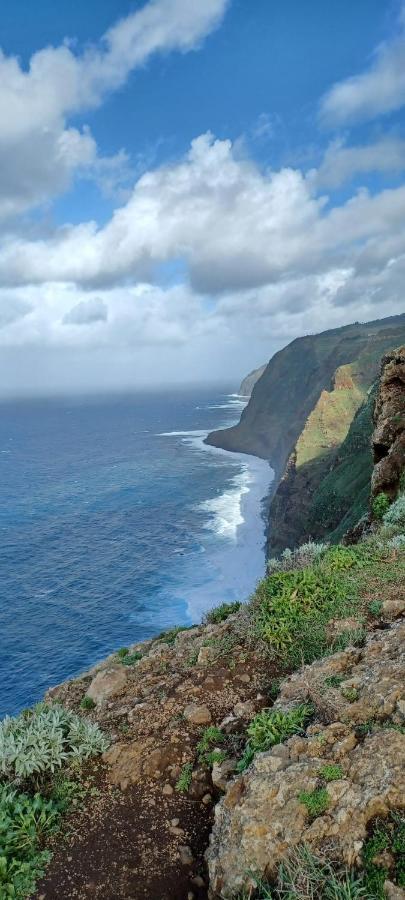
[156,398,273,622]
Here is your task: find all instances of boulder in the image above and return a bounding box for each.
[86,666,128,705]
[207,623,405,898]
[211,757,238,792]
[183,703,212,725]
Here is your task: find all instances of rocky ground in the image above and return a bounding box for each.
[36,615,278,899]
[208,613,405,898]
[33,575,405,900]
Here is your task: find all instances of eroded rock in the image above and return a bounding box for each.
[86,666,128,705]
[183,703,212,725]
[207,622,405,898]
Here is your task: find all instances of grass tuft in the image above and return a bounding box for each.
[299,788,330,820]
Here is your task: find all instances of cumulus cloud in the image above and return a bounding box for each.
[0,0,229,219]
[0,134,325,289]
[313,137,405,189]
[320,9,405,125]
[0,295,32,328]
[2,133,405,302]
[63,297,108,325]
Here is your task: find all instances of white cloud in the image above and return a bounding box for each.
[2,133,405,303]
[313,136,405,189]
[0,134,324,289]
[63,297,108,325]
[0,295,32,328]
[320,10,405,126]
[0,0,229,220]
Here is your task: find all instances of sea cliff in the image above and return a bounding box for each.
[1,337,404,900]
[207,313,405,555]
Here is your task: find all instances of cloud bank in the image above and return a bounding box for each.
[0,0,405,395]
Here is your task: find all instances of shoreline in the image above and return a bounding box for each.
[158,401,273,622]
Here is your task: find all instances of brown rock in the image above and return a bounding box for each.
[384,882,405,900]
[371,346,405,503]
[179,845,194,866]
[197,645,216,665]
[207,622,405,898]
[211,758,238,792]
[233,700,256,719]
[183,703,212,725]
[86,666,128,704]
[382,599,405,620]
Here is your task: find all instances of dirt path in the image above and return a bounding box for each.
[35,616,275,899]
[37,772,212,899]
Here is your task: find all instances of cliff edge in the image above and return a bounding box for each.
[207,314,405,555]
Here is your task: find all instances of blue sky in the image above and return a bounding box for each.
[0,0,405,394]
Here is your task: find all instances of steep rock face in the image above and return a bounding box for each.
[207,314,405,556]
[207,621,405,899]
[239,364,267,398]
[371,345,405,502]
[207,315,405,472]
[268,381,377,554]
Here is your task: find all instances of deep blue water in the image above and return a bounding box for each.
[0,388,271,717]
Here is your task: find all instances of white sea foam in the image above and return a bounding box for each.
[156,407,273,620]
[157,430,207,437]
[198,467,251,539]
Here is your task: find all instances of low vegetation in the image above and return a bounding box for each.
[196,726,225,766]
[120,651,143,666]
[204,601,242,624]
[241,845,371,899]
[156,625,192,645]
[298,788,330,820]
[371,492,390,521]
[363,813,405,897]
[175,762,193,793]
[0,703,109,897]
[319,764,343,782]
[237,705,313,772]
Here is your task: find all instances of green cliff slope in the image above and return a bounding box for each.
[206,313,405,554]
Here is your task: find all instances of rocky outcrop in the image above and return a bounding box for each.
[371,345,405,502]
[207,315,405,469]
[207,620,405,898]
[207,315,405,555]
[239,364,267,398]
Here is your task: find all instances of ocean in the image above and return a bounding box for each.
[0,388,272,718]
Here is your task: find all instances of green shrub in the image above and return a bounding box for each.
[237,705,313,772]
[267,542,329,574]
[324,675,344,689]
[0,786,59,898]
[270,845,370,899]
[341,686,359,703]
[196,726,224,764]
[368,600,383,617]
[121,651,143,666]
[363,813,405,897]
[156,626,192,645]
[116,647,129,658]
[383,494,405,528]
[204,601,241,624]
[80,696,96,710]
[320,764,343,782]
[372,492,390,521]
[299,788,330,820]
[322,546,358,571]
[0,703,109,780]
[175,763,193,793]
[253,563,354,664]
